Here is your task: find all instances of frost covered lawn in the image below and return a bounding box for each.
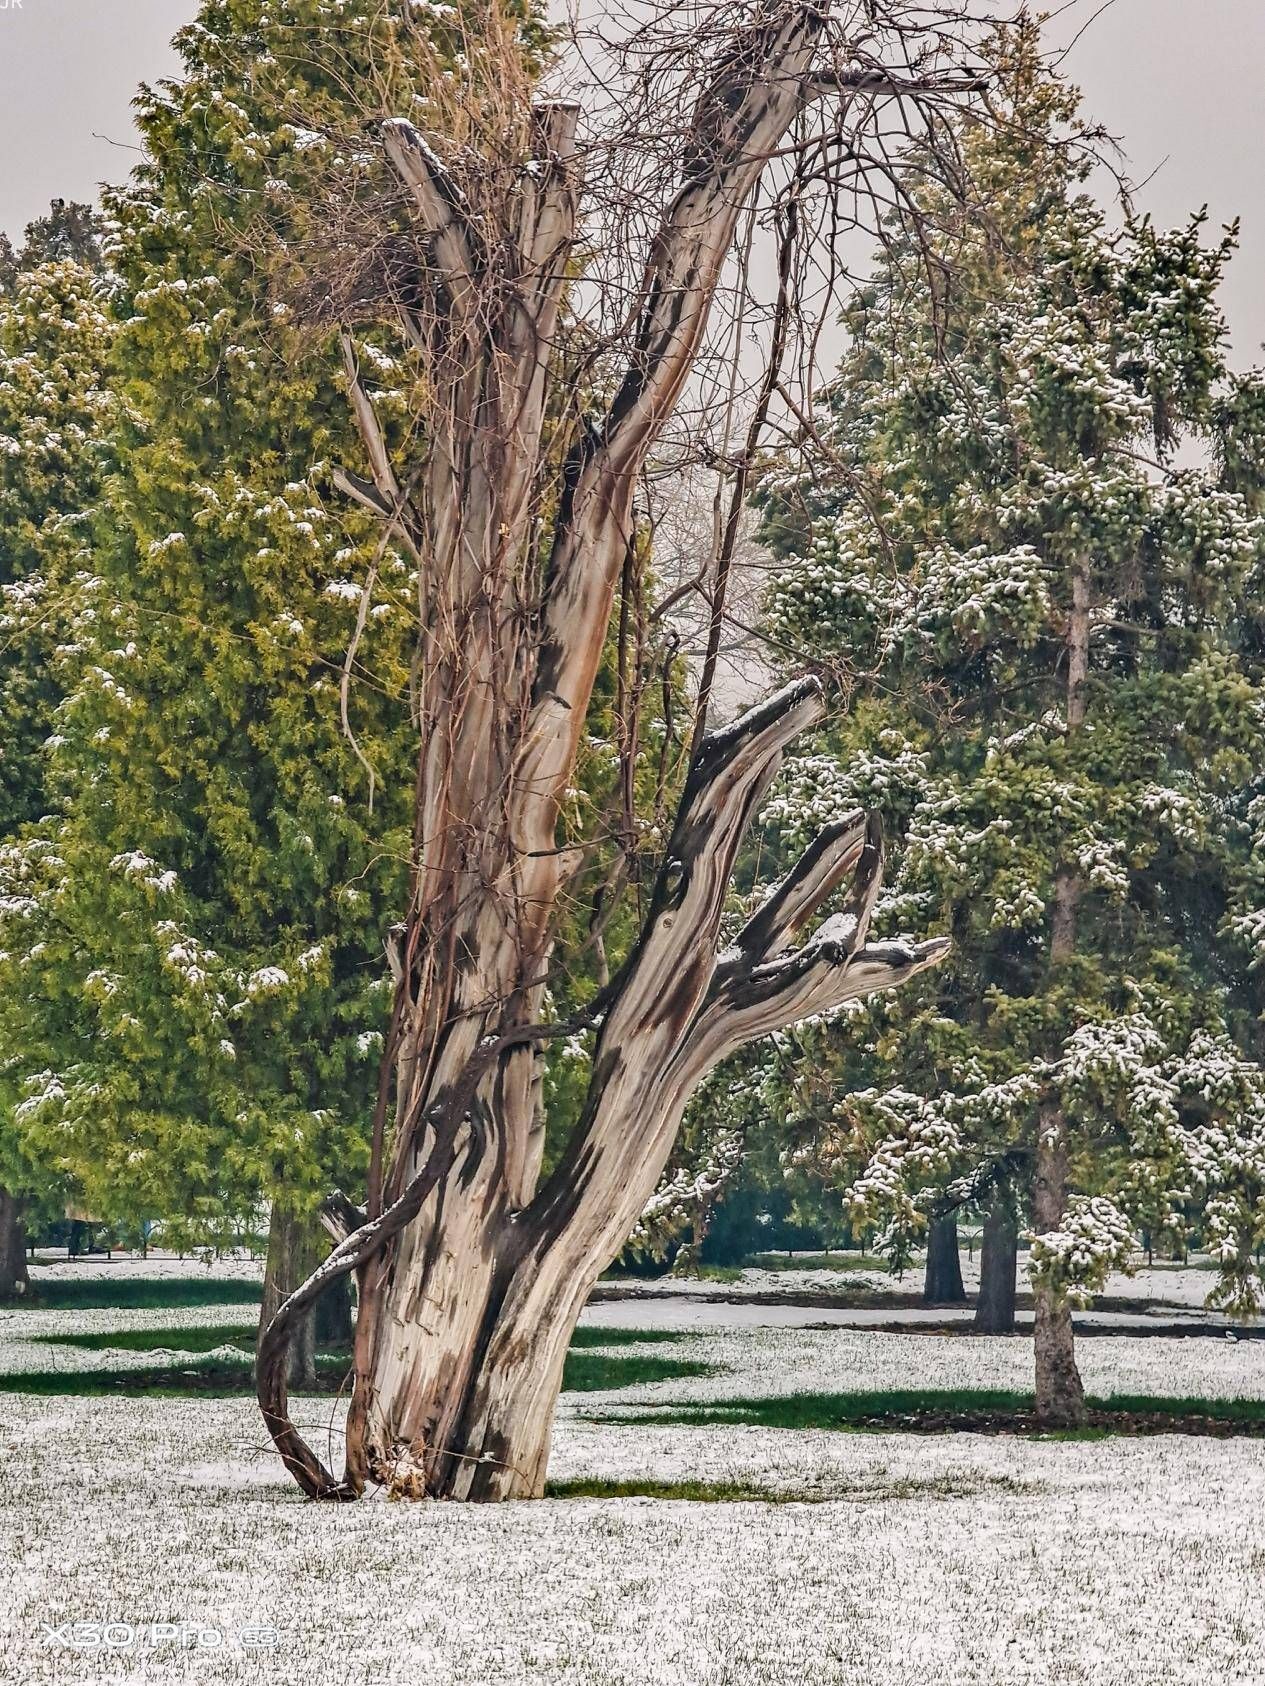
[597,1252,1241,1320]
[2,1260,1264,1681]
[3,1393,1264,1684]
[569,1323,1265,1412]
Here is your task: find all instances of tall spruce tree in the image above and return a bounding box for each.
[0,210,112,1293]
[0,7,456,1313]
[758,29,1265,1422]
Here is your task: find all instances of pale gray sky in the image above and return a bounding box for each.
[1,0,1263,361]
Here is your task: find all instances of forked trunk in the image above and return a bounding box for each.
[254,2,972,1500]
[0,1189,29,1300]
[974,1183,1018,1334]
[362,1216,593,1500]
[258,710,949,1499]
[923,1213,965,1304]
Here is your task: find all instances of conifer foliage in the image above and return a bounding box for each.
[759,30,1265,1421]
[0,207,112,1292]
[0,8,430,1253]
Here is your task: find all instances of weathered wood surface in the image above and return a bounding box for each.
[257,2,957,1501]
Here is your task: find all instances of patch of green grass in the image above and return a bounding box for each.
[0,1358,347,1398]
[560,1350,711,1393]
[567,1326,689,1349]
[545,1476,815,1503]
[16,1277,262,1312]
[47,1324,259,1354]
[631,1264,744,1284]
[0,1336,709,1399]
[1096,1391,1265,1424]
[544,1471,1036,1503]
[604,1387,1265,1433]
[611,1388,1028,1429]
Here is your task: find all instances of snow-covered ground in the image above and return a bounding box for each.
[2,1256,1263,1681]
[583,1295,1242,1332]
[24,1249,264,1283]
[0,1300,257,1376]
[23,1243,1234,1312]
[3,1393,1263,1684]
[0,1254,263,1377]
[569,1322,1265,1411]
[602,1263,895,1297]
[4,1293,1258,1401]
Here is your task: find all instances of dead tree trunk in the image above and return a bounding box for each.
[255,1,976,1502]
[0,1189,29,1300]
[974,1183,1018,1334]
[923,1213,965,1304]
[1033,564,1090,1427]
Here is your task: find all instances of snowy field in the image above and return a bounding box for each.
[25,1246,1230,1309]
[3,1394,1264,1684]
[3,1255,1262,1683]
[4,1288,1260,1401]
[24,1251,264,1284]
[568,1322,1265,1411]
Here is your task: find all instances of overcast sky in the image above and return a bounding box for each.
[2,0,1264,362]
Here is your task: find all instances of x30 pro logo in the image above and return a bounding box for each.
[41,1621,281,1651]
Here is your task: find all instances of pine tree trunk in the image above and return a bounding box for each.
[313,1270,353,1348]
[0,1189,29,1300]
[923,1213,966,1304]
[1032,563,1090,1427]
[258,1204,320,1389]
[974,1183,1018,1334]
[1033,1103,1084,1424]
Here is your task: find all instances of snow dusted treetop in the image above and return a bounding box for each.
[757,26,1265,1361]
[0,4,433,1244]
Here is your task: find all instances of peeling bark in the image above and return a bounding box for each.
[255,4,964,1502]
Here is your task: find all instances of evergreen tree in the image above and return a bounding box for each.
[0,200,104,297]
[11,201,105,279]
[0,6,453,1278]
[757,29,1265,1421]
[0,242,116,1292]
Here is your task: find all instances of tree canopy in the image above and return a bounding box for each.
[752,27,1265,1321]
